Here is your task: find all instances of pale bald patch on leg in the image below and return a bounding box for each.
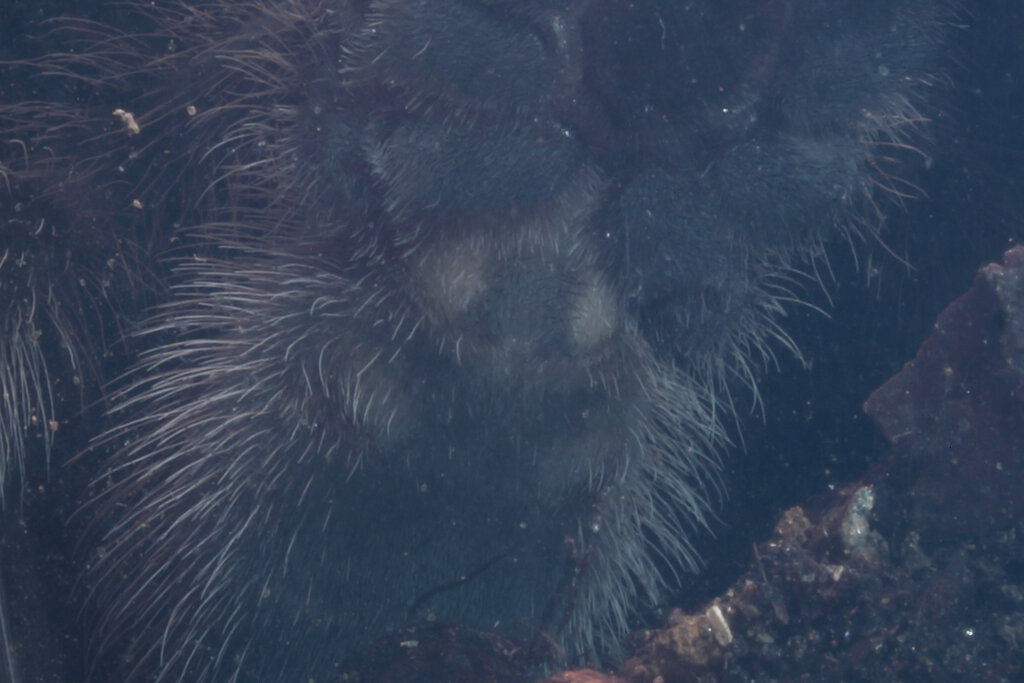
[570,270,621,358]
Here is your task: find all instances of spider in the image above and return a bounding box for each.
[0,0,960,680]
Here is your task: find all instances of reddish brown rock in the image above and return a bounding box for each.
[864,245,1024,542]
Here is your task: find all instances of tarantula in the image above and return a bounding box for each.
[0,0,958,680]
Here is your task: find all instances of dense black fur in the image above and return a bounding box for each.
[0,1,961,680]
